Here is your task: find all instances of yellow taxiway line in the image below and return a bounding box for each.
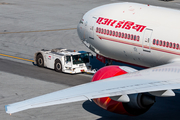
[0,28,77,34]
[0,53,34,62]
[0,28,76,61]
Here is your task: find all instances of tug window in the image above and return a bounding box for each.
[66,56,71,62]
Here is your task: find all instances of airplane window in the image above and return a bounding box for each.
[125,33,127,39]
[101,28,103,34]
[160,40,162,46]
[153,39,156,45]
[128,34,130,39]
[116,32,118,37]
[166,42,169,47]
[96,27,98,32]
[113,31,115,36]
[110,30,112,35]
[99,28,101,33]
[163,41,166,47]
[169,42,172,48]
[134,35,136,40]
[119,32,121,37]
[131,35,133,40]
[173,43,176,49]
[104,29,106,34]
[177,44,179,49]
[107,30,109,35]
[122,33,124,38]
[156,40,159,45]
[137,36,140,41]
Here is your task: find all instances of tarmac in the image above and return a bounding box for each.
[0,0,180,119]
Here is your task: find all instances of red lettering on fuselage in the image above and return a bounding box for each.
[96,17,146,32]
[106,19,113,25]
[96,17,104,24]
[122,21,135,30]
[115,21,125,28]
[132,24,146,32]
[110,20,117,27]
[96,54,106,63]
[101,18,109,25]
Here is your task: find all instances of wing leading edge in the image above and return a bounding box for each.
[5,62,180,114]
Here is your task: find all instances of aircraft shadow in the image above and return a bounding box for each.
[90,56,144,70]
[82,94,180,120]
[159,0,174,1]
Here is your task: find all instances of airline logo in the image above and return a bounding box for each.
[96,17,146,32]
[96,54,106,63]
[48,56,51,60]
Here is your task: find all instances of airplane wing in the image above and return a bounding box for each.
[5,62,180,114]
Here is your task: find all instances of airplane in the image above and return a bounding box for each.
[5,2,180,116]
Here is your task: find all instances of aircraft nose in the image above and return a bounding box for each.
[77,19,84,41]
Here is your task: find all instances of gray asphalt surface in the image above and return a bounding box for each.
[0,58,92,86]
[1,59,180,119]
[0,0,180,120]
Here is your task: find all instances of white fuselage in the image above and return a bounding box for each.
[77,2,180,67]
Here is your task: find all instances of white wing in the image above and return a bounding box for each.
[5,62,180,114]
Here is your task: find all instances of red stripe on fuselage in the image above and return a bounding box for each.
[97,35,180,56]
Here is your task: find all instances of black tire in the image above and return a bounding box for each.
[54,60,62,72]
[36,54,44,67]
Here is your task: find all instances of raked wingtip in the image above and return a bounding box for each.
[5,105,12,115]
